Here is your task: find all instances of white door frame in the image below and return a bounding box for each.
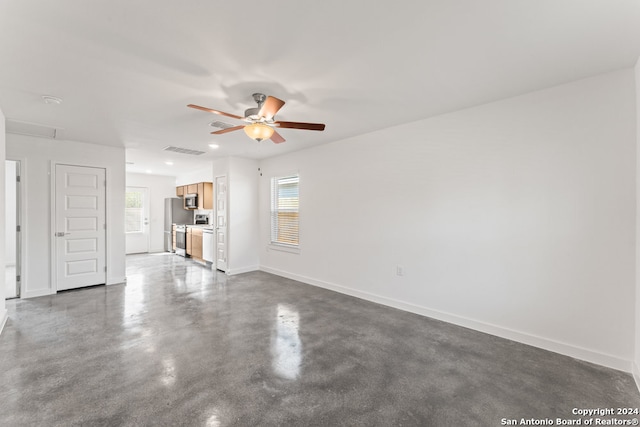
[125,186,150,254]
[50,161,110,293]
[7,157,28,298]
[5,158,23,298]
[215,175,228,273]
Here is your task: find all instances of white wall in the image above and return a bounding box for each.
[126,173,176,253]
[0,107,6,332]
[212,157,259,274]
[228,157,259,274]
[6,134,126,298]
[212,157,229,186]
[259,69,637,371]
[175,166,213,186]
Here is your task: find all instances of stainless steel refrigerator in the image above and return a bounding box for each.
[164,198,193,252]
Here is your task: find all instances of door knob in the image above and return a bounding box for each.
[55,232,70,237]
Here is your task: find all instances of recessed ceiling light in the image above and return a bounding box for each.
[42,95,62,105]
[209,144,219,149]
[165,161,173,165]
[146,170,152,174]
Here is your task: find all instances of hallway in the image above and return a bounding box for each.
[1,253,639,426]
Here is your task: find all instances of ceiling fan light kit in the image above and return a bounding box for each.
[244,122,274,142]
[187,93,325,144]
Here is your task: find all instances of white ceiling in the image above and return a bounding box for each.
[1,1,639,177]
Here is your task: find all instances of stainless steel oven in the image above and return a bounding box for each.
[175,224,187,256]
[195,214,208,225]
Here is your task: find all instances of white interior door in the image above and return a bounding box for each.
[55,164,106,291]
[125,186,150,254]
[215,176,228,272]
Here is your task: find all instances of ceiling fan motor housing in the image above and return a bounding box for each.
[245,93,267,120]
[244,107,260,119]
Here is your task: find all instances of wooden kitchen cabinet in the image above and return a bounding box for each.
[186,227,192,255]
[176,182,213,210]
[191,228,203,260]
[197,182,213,209]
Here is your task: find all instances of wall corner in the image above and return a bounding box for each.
[0,106,6,324]
[634,56,640,392]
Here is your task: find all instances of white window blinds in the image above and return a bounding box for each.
[271,175,299,246]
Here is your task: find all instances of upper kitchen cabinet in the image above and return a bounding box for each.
[198,182,213,209]
[176,182,213,210]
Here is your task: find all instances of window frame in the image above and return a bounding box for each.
[269,173,300,253]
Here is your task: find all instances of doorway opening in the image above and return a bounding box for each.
[5,160,21,299]
[125,186,150,254]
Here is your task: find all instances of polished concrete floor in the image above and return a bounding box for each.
[1,253,640,426]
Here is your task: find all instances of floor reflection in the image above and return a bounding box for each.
[271,303,302,380]
[161,357,176,387]
[206,410,221,427]
[122,273,156,353]
[123,274,146,327]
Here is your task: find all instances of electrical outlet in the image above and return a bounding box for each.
[396,265,405,276]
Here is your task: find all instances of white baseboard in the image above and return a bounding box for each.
[260,265,632,373]
[107,276,126,286]
[227,265,259,276]
[0,308,7,335]
[633,362,640,394]
[22,288,55,299]
[22,279,124,296]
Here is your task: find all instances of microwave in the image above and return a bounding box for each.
[184,193,198,209]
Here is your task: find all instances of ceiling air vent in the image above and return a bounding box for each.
[163,146,206,156]
[6,119,62,139]
[209,120,234,129]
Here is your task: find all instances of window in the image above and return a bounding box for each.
[271,174,299,247]
[125,189,144,233]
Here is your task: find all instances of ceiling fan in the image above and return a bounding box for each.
[188,93,325,143]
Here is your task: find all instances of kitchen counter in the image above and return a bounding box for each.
[187,224,213,230]
[172,223,212,229]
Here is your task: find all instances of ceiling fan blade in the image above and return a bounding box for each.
[274,121,325,131]
[188,104,244,121]
[258,96,285,120]
[270,130,286,144]
[210,125,244,135]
